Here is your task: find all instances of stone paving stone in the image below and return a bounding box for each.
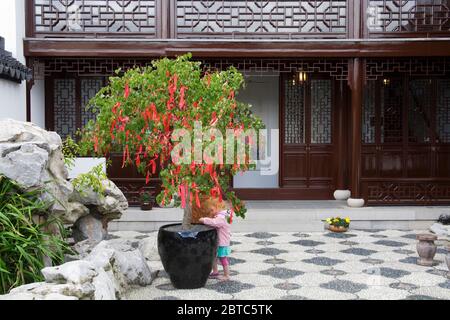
[259,267,305,279]
[320,279,368,294]
[409,286,450,300]
[304,249,326,255]
[290,240,326,247]
[346,273,399,287]
[373,240,409,247]
[233,287,286,300]
[154,296,180,300]
[360,258,385,265]
[232,252,267,262]
[393,249,415,255]
[356,286,409,300]
[389,282,419,291]
[256,240,275,246]
[324,232,358,239]
[337,261,377,274]
[270,235,300,244]
[279,295,309,300]
[264,258,287,265]
[320,269,347,276]
[277,252,311,262]
[404,295,440,300]
[171,289,234,300]
[232,274,280,287]
[292,273,336,287]
[283,261,330,273]
[251,247,288,256]
[274,282,301,291]
[228,257,246,265]
[370,234,388,239]
[363,267,411,279]
[401,233,419,240]
[370,251,408,262]
[426,269,449,277]
[438,280,450,289]
[302,256,344,267]
[205,280,255,295]
[232,262,269,274]
[341,248,378,256]
[288,286,357,300]
[245,232,279,239]
[400,272,448,287]
[339,241,360,246]
[293,233,311,238]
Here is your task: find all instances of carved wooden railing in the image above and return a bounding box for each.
[26,0,450,40]
[365,0,450,37]
[29,0,159,38]
[173,0,349,39]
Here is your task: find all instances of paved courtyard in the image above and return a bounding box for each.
[119,229,450,300]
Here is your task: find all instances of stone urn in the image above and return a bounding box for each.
[416,234,438,266]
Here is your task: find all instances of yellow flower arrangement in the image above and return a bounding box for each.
[325,216,350,228]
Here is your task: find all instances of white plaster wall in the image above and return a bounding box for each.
[233,75,280,188]
[0,0,27,122]
[31,79,46,128]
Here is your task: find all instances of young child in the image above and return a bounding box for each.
[199,197,232,281]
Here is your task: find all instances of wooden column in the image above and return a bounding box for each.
[349,58,363,200]
[335,82,348,191]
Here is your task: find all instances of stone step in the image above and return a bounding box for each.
[109,202,450,232]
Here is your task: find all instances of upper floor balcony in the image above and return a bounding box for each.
[23,0,450,58]
[27,0,450,40]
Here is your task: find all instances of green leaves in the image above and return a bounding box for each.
[0,176,72,294]
[80,54,265,221]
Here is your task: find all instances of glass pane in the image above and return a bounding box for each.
[311,79,332,144]
[54,79,76,140]
[363,81,376,144]
[437,79,450,143]
[381,79,403,143]
[284,78,305,144]
[81,77,103,128]
[408,79,432,144]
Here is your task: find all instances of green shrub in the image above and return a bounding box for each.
[0,176,72,294]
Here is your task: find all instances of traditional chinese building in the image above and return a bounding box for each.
[22,0,450,207]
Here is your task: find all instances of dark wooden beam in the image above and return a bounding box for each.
[24,38,450,58]
[349,58,364,199]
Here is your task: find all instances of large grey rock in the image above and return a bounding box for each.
[7,281,93,300]
[71,179,128,222]
[42,260,98,285]
[73,214,108,243]
[430,223,450,237]
[0,238,151,300]
[0,119,127,228]
[87,239,153,288]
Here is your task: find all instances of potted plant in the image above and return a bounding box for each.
[80,54,264,289]
[140,191,154,211]
[326,217,350,232]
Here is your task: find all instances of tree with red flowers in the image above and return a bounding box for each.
[80,54,264,229]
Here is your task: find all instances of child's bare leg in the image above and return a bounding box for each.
[213,259,219,274]
[218,258,230,281]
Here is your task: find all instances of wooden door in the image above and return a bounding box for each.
[280,74,336,197]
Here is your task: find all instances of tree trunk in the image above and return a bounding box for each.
[182,191,193,230]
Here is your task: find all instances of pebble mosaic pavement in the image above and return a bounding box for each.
[114,230,450,300]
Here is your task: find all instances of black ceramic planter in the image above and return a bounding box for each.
[158,224,218,289]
